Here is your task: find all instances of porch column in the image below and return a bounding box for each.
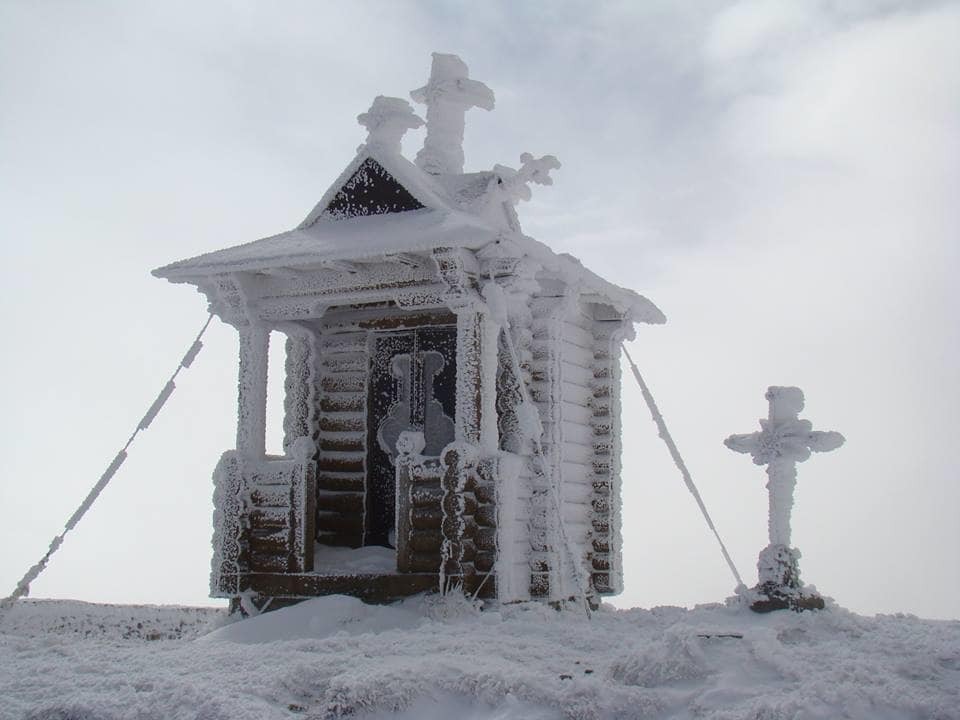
[282,328,319,455]
[454,308,498,452]
[236,324,269,458]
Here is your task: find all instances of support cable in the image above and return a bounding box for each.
[621,343,746,591]
[0,313,216,613]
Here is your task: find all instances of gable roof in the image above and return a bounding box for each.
[152,143,665,326]
[153,207,497,279]
[298,146,452,228]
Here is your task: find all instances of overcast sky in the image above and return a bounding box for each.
[1,0,957,619]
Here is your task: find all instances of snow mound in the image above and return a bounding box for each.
[1,597,958,720]
[201,594,427,644]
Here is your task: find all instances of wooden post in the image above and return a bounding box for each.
[282,329,319,455]
[454,310,483,446]
[237,325,269,458]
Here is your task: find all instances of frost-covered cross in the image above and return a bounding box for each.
[725,386,844,610]
[493,153,562,205]
[410,53,495,175]
[357,96,424,155]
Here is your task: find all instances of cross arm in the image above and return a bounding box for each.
[807,430,845,453]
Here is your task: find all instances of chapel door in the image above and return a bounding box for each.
[366,326,457,548]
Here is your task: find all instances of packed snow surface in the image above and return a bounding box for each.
[2,596,958,720]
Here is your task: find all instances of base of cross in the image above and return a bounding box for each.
[747,543,825,613]
[750,586,825,613]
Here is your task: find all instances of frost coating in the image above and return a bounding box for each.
[148,54,666,608]
[411,53,494,175]
[357,96,423,155]
[493,153,562,205]
[726,386,845,610]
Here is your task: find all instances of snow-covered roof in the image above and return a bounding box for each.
[153,205,496,278]
[154,84,665,326]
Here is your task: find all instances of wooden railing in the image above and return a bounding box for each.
[395,434,497,598]
[210,438,316,597]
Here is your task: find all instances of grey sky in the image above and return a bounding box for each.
[1,0,957,618]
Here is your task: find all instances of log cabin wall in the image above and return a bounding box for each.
[590,316,626,595]
[528,288,566,600]
[525,287,630,602]
[557,300,601,597]
[312,313,370,550]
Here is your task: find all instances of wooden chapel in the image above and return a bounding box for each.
[154,54,665,610]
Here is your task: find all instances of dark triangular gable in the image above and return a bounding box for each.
[320,158,426,221]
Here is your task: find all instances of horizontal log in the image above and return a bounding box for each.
[316,455,364,473]
[475,551,495,573]
[320,375,365,393]
[475,504,496,528]
[475,527,496,552]
[316,472,364,492]
[248,485,291,508]
[592,478,611,493]
[317,491,364,514]
[593,460,611,475]
[318,434,365,453]
[319,415,364,432]
[530,573,550,597]
[592,572,613,594]
[323,357,366,374]
[358,311,456,330]
[320,332,367,353]
[591,382,610,399]
[561,442,596,466]
[320,396,364,413]
[249,507,290,531]
[317,512,363,533]
[250,551,289,573]
[561,341,595,368]
[405,551,442,573]
[245,572,438,603]
[407,530,442,553]
[558,322,594,349]
[561,481,594,505]
[249,529,291,555]
[547,422,594,447]
[592,538,610,554]
[474,483,496,504]
[591,497,610,514]
[409,486,443,507]
[411,506,443,530]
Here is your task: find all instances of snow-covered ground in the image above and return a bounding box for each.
[2,595,958,720]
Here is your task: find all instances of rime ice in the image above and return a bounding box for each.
[153,54,664,611]
[725,386,845,612]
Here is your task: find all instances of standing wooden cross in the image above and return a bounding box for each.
[725,386,844,612]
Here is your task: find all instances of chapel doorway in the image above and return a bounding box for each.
[366,326,457,548]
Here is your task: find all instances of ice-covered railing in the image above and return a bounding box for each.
[211,438,316,599]
[394,432,497,598]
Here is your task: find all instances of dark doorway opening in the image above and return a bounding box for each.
[365,326,456,547]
